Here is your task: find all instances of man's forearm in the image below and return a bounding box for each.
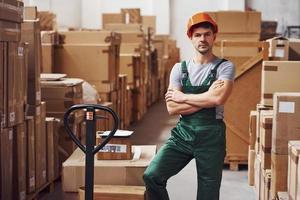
[166,101,201,115]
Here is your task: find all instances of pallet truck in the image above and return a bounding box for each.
[64,104,119,200]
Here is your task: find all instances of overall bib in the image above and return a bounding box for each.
[143,59,227,200]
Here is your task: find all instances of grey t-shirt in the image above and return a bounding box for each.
[169,57,235,119]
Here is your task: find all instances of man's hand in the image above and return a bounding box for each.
[165,88,187,103]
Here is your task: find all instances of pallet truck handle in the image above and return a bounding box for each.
[63,104,119,154]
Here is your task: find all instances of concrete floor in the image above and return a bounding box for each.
[40,99,256,200]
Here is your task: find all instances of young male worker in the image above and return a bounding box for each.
[143,12,235,200]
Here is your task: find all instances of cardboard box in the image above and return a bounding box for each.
[207,11,261,33]
[41,44,54,73]
[142,16,156,32]
[248,147,255,186]
[13,123,27,200]
[121,8,141,24]
[46,117,60,182]
[271,152,289,199]
[104,23,144,33]
[41,31,58,44]
[78,185,145,200]
[62,145,156,192]
[267,37,289,60]
[260,168,271,200]
[102,13,123,27]
[249,111,258,150]
[288,141,300,200]
[21,20,42,106]
[27,103,47,189]
[0,0,23,23]
[24,6,37,20]
[0,20,21,42]
[260,110,273,170]
[0,42,5,128]
[26,116,36,193]
[261,61,300,106]
[254,154,261,200]
[289,39,300,61]
[37,11,57,31]
[7,42,27,127]
[272,93,300,154]
[54,44,118,92]
[58,31,121,46]
[0,128,13,200]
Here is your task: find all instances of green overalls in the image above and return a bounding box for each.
[143,59,227,200]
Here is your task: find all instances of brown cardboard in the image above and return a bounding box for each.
[121,8,141,24]
[102,13,123,26]
[41,44,54,73]
[0,128,13,200]
[272,93,300,154]
[288,141,300,200]
[207,11,261,33]
[142,16,156,32]
[13,123,27,200]
[267,37,289,60]
[289,39,300,61]
[7,42,26,127]
[62,145,156,192]
[21,20,42,106]
[261,61,300,106]
[271,152,289,199]
[0,1,23,23]
[260,110,273,170]
[54,44,118,92]
[26,116,36,193]
[24,6,37,20]
[78,185,145,200]
[41,31,58,44]
[0,20,21,42]
[58,31,121,46]
[248,147,255,186]
[104,23,144,33]
[37,11,57,31]
[0,42,5,127]
[249,111,258,150]
[46,117,60,182]
[254,154,261,200]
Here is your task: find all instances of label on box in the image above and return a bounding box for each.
[19,191,26,200]
[275,48,285,58]
[279,101,295,113]
[36,91,41,101]
[9,112,15,122]
[30,177,35,188]
[99,144,127,153]
[9,130,13,140]
[18,46,24,56]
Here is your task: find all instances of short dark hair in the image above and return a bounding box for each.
[190,22,217,35]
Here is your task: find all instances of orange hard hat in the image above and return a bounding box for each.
[186,12,218,37]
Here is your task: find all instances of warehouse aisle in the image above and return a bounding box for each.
[41,99,255,200]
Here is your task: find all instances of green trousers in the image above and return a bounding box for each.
[143,121,226,200]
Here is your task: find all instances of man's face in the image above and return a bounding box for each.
[190,27,216,55]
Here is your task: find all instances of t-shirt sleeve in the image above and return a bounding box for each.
[217,60,235,81]
[169,62,182,89]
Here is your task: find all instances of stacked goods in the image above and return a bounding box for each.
[0,1,26,199]
[207,11,261,58]
[288,141,300,200]
[266,37,289,61]
[40,76,85,166]
[271,93,300,199]
[41,31,58,73]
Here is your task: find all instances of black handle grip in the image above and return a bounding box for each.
[63,104,119,154]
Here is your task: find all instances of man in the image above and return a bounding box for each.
[143,12,235,200]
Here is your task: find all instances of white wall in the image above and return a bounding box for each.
[246,0,300,35]
[170,0,245,60]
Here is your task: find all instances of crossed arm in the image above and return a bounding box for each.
[165,80,233,115]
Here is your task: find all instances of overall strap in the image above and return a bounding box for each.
[202,58,227,86]
[181,61,192,86]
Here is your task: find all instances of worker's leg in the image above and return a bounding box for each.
[143,135,193,200]
[194,122,226,200]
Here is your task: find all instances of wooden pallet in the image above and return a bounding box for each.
[27,176,60,200]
